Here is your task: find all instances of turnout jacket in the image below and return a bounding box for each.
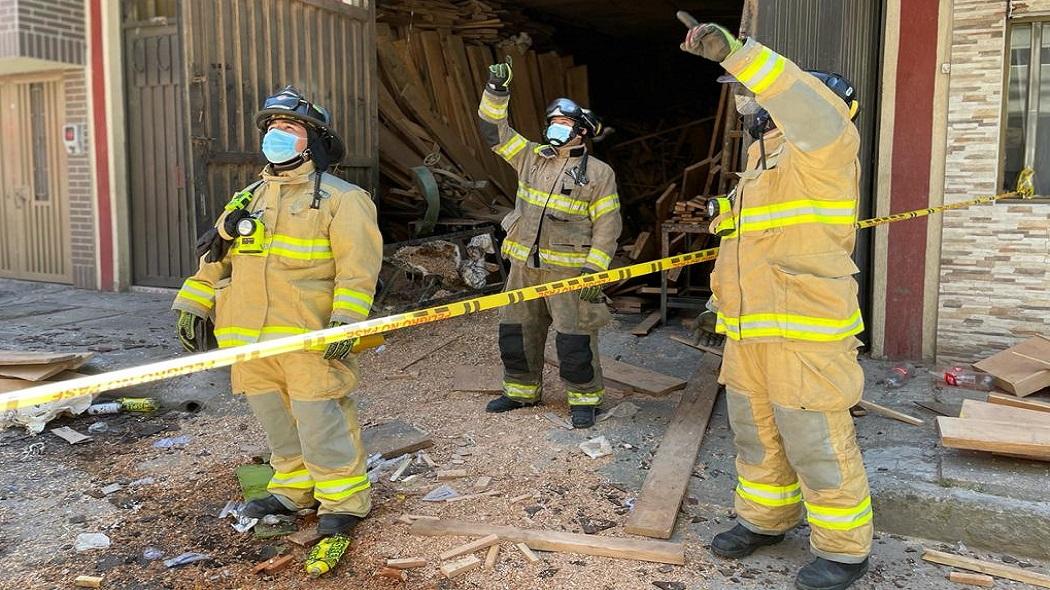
[172,161,383,348]
[478,87,622,273]
[710,38,863,343]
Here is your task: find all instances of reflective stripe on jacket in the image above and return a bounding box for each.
[710,38,863,343]
[172,161,383,347]
[478,88,622,272]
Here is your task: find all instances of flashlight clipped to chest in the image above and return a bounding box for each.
[234,215,266,255]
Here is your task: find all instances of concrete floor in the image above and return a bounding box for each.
[1,277,1049,589]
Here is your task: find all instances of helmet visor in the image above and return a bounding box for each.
[547,98,583,121]
[262,91,329,125]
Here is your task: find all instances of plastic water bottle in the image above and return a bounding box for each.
[944,366,996,391]
[885,365,911,389]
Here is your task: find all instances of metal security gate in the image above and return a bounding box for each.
[0,77,72,283]
[181,0,378,229]
[124,12,195,288]
[754,0,883,344]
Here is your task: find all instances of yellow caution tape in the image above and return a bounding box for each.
[1,169,1035,412]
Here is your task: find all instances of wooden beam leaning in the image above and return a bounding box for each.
[625,354,722,539]
[410,518,685,565]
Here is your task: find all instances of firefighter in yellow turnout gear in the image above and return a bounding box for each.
[681,19,872,590]
[172,87,383,562]
[478,59,623,429]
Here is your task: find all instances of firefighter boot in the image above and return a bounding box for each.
[570,405,598,429]
[486,395,537,413]
[242,494,299,519]
[795,558,869,590]
[711,524,785,558]
[318,513,362,536]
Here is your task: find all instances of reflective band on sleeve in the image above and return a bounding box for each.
[177,279,216,309]
[479,93,509,120]
[517,182,590,217]
[503,381,541,401]
[716,310,864,342]
[589,194,620,221]
[737,199,855,233]
[736,46,787,94]
[735,477,803,507]
[567,388,603,406]
[585,248,612,271]
[268,468,315,491]
[805,497,873,531]
[313,474,371,502]
[501,239,532,263]
[267,235,333,261]
[496,134,528,161]
[333,288,373,317]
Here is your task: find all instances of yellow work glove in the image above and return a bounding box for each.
[323,322,360,360]
[578,270,604,303]
[176,310,209,353]
[680,22,742,62]
[487,58,513,91]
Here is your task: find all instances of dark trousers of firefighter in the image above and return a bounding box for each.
[233,351,370,517]
[720,337,873,564]
[498,263,609,406]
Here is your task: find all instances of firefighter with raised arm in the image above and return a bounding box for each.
[477,59,623,429]
[679,14,872,590]
[171,86,382,576]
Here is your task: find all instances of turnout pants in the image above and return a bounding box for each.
[233,351,370,517]
[498,263,610,407]
[720,337,872,564]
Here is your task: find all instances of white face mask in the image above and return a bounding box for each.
[735,95,761,116]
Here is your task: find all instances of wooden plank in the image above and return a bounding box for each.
[857,400,924,426]
[484,544,499,570]
[566,65,590,107]
[287,525,323,547]
[439,555,481,579]
[516,542,540,563]
[452,365,503,393]
[0,351,76,365]
[973,335,1050,397]
[545,351,686,396]
[669,335,724,357]
[959,399,1050,426]
[625,355,721,539]
[631,312,662,337]
[0,352,92,381]
[252,554,294,575]
[937,417,1050,460]
[948,571,994,587]
[73,576,103,588]
[386,557,427,569]
[655,183,679,226]
[987,392,1050,414]
[362,420,433,459]
[922,548,1050,588]
[410,518,685,565]
[439,534,501,560]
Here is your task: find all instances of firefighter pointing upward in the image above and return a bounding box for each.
[680,19,872,590]
[478,59,623,429]
[172,86,383,575]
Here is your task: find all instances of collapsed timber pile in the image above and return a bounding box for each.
[376,0,589,242]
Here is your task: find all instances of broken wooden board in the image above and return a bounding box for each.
[386,557,427,569]
[973,335,1050,397]
[922,548,1050,588]
[625,354,721,539]
[670,335,724,357]
[987,392,1050,414]
[252,554,294,575]
[451,364,503,393]
[631,312,662,337]
[484,544,499,569]
[857,400,924,426]
[287,525,323,547]
[410,518,685,565]
[0,353,93,381]
[948,571,994,587]
[544,351,686,397]
[937,417,1050,461]
[362,420,434,459]
[439,534,500,560]
[959,399,1050,427]
[440,554,481,579]
[516,542,540,563]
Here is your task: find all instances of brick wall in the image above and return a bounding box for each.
[0,0,17,58]
[937,0,1050,362]
[0,0,85,64]
[64,68,96,289]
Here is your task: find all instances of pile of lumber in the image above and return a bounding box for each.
[376,0,589,241]
[937,395,1050,461]
[670,197,710,224]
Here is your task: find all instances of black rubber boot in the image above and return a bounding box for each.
[570,405,598,429]
[242,494,298,519]
[710,524,785,558]
[795,558,869,590]
[485,395,536,413]
[318,513,362,536]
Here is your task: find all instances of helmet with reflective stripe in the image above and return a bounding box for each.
[255,86,345,165]
[545,97,603,138]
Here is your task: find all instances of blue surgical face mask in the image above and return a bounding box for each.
[262,128,303,164]
[545,122,574,147]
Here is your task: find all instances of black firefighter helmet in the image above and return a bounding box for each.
[255,85,346,169]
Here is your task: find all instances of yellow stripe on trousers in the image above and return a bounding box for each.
[0,178,1033,411]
